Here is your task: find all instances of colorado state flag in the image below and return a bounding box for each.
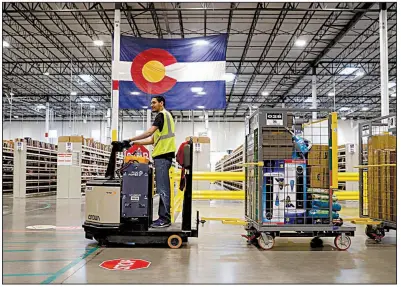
[113,34,228,110]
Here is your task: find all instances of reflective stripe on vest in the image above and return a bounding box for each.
[154,110,175,147]
[152,110,176,157]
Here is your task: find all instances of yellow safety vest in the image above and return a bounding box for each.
[152,109,176,158]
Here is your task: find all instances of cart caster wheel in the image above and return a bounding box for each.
[167,234,183,249]
[310,237,323,248]
[334,234,351,251]
[258,233,275,250]
[96,238,108,246]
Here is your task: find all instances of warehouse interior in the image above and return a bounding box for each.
[2,2,398,284]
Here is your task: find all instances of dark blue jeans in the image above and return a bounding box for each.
[154,158,172,222]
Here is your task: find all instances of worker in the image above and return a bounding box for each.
[125,96,176,228]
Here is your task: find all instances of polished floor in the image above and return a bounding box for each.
[2,195,397,284]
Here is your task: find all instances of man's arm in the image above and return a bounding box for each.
[132,137,154,146]
[128,125,158,142]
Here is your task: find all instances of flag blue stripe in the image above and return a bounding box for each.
[120,34,227,63]
[119,81,226,110]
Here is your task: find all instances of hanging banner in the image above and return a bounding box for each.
[113,34,228,110]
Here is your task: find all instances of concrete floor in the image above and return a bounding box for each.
[2,196,397,284]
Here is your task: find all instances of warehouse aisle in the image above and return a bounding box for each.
[2,196,396,284]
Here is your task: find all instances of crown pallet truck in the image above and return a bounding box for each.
[82,140,200,249]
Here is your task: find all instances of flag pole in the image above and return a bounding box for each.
[111,4,121,142]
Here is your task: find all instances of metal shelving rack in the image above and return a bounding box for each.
[81,144,123,190]
[3,141,14,194]
[57,136,122,198]
[13,139,58,198]
[338,144,359,191]
[338,145,346,191]
[214,144,244,191]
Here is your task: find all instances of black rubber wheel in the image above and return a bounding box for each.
[310,237,323,248]
[365,225,376,240]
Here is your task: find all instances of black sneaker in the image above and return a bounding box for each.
[151,219,171,228]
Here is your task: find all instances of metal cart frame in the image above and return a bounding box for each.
[358,114,397,241]
[243,108,356,250]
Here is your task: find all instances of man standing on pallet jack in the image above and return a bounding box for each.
[125,96,176,228]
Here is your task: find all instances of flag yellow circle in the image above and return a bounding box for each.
[142,60,165,83]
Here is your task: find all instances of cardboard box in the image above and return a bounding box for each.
[262,159,307,224]
[185,136,210,144]
[58,136,70,143]
[308,145,329,166]
[262,129,293,145]
[70,136,84,144]
[309,166,329,189]
[263,147,293,160]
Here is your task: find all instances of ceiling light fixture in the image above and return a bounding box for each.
[328,92,335,97]
[142,106,148,109]
[339,107,350,111]
[131,92,140,95]
[197,105,205,109]
[43,72,50,76]
[361,107,369,111]
[252,105,258,109]
[341,117,347,120]
[339,67,358,75]
[14,115,19,119]
[3,41,10,48]
[70,91,77,96]
[79,74,92,82]
[261,91,269,96]
[355,70,365,77]
[197,91,206,95]
[37,104,46,110]
[93,40,104,46]
[295,39,306,47]
[81,97,91,102]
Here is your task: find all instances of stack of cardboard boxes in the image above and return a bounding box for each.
[261,115,294,160]
[368,133,396,223]
[307,145,329,189]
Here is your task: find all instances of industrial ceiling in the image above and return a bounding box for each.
[2,2,397,122]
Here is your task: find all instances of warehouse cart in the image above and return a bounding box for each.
[357,114,396,242]
[243,108,356,250]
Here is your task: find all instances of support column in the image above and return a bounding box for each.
[312,66,317,119]
[45,100,50,143]
[379,3,389,117]
[111,5,121,141]
[205,110,209,131]
[146,109,151,129]
[106,108,111,144]
[191,110,195,135]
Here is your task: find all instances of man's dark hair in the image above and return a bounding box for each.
[153,96,166,107]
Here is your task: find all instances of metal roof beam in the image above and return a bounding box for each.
[225,2,262,111]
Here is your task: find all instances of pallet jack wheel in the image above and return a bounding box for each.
[95,237,108,246]
[258,233,275,250]
[167,234,183,249]
[334,234,351,251]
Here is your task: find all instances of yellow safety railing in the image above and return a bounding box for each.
[169,171,359,183]
[168,169,361,221]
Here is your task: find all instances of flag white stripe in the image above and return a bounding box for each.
[113,61,226,82]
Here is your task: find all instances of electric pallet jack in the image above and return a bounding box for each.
[82,139,200,249]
